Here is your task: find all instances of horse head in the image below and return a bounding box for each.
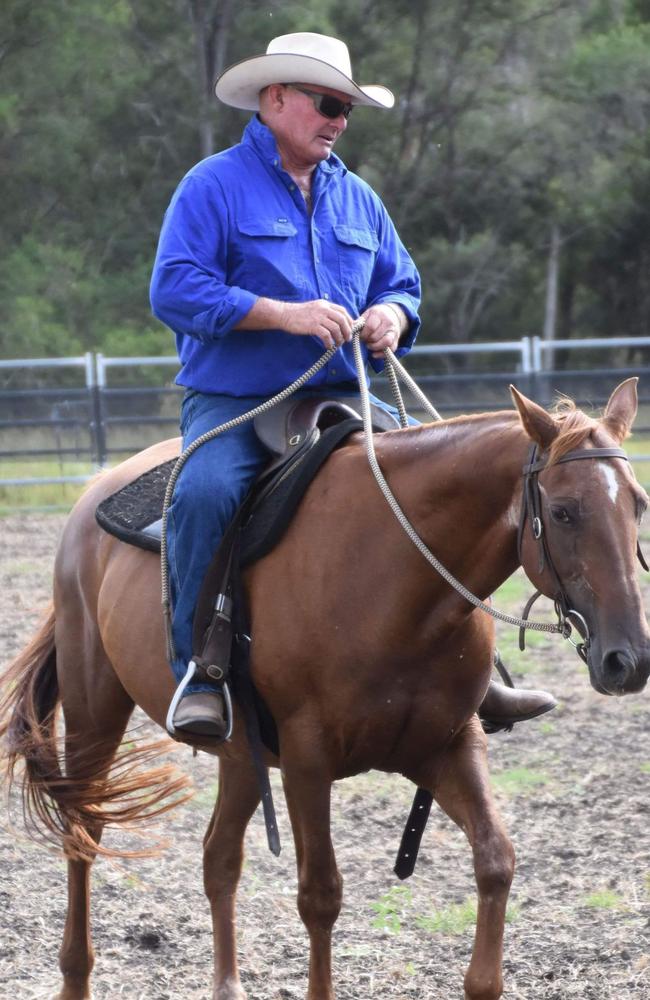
[511,378,650,696]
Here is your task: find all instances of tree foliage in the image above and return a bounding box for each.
[1,0,648,359]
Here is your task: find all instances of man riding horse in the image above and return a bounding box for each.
[149,31,556,738]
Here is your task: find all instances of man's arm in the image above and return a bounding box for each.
[234,297,354,349]
[151,171,356,350]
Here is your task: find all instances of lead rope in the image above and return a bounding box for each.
[352,333,567,638]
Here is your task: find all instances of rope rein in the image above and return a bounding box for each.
[353,335,566,637]
[160,323,567,662]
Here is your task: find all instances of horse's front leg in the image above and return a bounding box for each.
[428,718,515,1000]
[281,735,342,1000]
[203,756,262,1000]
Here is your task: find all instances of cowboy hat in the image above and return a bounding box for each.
[215,32,394,111]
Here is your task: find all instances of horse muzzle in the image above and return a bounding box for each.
[588,643,650,696]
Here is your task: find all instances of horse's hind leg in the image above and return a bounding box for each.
[55,645,134,1000]
[429,719,515,1000]
[203,757,261,1000]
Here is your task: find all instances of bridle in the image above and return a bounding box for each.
[352,343,646,659]
[517,443,640,664]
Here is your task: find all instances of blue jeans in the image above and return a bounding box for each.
[166,386,417,693]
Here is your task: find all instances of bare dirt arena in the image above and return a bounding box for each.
[1,513,649,999]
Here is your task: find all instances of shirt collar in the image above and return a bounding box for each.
[242,114,347,178]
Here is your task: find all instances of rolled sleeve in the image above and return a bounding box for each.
[150,173,254,342]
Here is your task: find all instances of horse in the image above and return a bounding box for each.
[1,378,649,1000]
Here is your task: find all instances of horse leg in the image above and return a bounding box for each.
[430,719,515,1000]
[203,758,261,1000]
[281,747,341,1000]
[55,648,134,999]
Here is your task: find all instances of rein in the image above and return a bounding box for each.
[351,336,632,650]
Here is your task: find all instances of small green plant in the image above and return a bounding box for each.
[415,898,477,935]
[583,889,625,910]
[491,767,549,795]
[639,762,650,774]
[370,886,412,934]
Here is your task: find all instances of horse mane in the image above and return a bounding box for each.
[547,397,600,465]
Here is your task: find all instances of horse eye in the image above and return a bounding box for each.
[550,506,573,525]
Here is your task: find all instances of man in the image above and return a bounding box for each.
[150,32,555,738]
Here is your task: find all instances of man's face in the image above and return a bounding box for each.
[267,83,352,168]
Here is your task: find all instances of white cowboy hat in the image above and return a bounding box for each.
[215,32,394,111]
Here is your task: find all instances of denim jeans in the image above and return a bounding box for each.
[166,386,418,694]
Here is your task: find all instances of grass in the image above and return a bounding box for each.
[491,766,550,796]
[371,888,520,937]
[0,458,94,510]
[583,889,626,910]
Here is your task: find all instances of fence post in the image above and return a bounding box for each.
[90,353,108,467]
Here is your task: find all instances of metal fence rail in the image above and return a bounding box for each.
[2,337,650,489]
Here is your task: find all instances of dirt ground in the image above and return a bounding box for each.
[0,512,649,1000]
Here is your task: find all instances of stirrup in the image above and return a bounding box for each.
[165,660,234,740]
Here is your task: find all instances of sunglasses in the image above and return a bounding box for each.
[285,84,354,120]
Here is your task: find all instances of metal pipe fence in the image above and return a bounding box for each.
[2,337,650,490]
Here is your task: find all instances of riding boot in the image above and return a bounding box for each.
[478,679,557,733]
[171,690,228,739]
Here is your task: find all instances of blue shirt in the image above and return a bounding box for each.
[150,115,421,396]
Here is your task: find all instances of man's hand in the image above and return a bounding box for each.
[359,303,406,358]
[280,299,354,349]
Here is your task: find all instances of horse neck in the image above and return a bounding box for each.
[379,412,529,600]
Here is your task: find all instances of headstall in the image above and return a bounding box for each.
[517,443,640,663]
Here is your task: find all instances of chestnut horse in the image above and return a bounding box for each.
[2,380,649,1000]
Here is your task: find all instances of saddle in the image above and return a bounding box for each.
[95,394,397,558]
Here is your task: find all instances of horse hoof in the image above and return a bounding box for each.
[214,980,247,1000]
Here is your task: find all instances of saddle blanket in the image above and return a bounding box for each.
[95,418,363,566]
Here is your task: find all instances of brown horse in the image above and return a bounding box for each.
[1,379,649,1000]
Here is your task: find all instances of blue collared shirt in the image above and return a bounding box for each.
[150,115,421,396]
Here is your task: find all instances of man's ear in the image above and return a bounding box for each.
[264,83,286,110]
[510,385,558,450]
[602,377,638,443]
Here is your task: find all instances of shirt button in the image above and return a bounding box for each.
[290,183,295,190]
[323,292,330,300]
[331,368,338,376]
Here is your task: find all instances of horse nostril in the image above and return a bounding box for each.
[602,648,637,688]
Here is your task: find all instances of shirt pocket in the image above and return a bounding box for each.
[235,217,302,299]
[333,224,379,305]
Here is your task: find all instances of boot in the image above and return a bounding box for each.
[479,679,557,733]
[172,690,228,739]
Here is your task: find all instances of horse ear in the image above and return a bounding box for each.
[602,377,638,443]
[509,385,558,449]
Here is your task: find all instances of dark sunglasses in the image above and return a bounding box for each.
[285,84,354,120]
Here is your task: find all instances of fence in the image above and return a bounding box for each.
[2,336,650,490]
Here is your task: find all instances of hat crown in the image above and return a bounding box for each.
[266,32,353,79]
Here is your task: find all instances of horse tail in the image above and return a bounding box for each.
[0,605,192,861]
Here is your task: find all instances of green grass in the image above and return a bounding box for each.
[415,898,477,936]
[491,766,550,796]
[370,886,413,934]
[371,887,519,937]
[0,458,94,509]
[583,889,626,910]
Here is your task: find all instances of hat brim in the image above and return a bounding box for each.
[215,53,394,111]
